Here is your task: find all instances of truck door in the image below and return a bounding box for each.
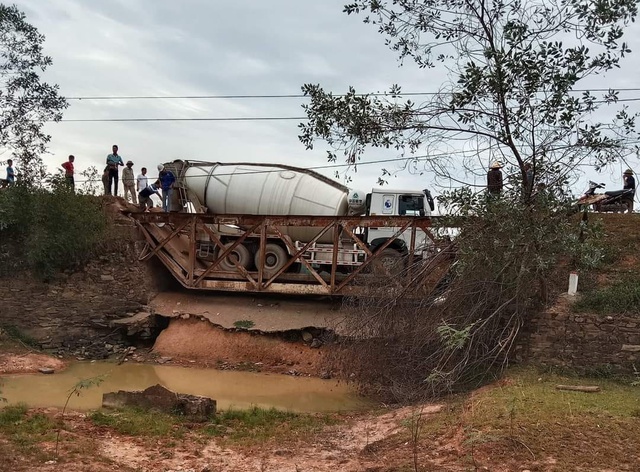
[368,193,429,254]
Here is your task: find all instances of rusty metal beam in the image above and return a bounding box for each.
[131,211,457,296]
[194,222,261,285]
[271,226,329,289]
[130,212,434,228]
[335,220,413,292]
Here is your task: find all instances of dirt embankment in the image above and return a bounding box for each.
[152,317,329,376]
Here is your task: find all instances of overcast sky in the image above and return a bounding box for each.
[8,0,640,200]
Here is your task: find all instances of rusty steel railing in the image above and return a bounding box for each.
[129,212,451,296]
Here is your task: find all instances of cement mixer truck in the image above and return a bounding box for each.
[132,160,443,295]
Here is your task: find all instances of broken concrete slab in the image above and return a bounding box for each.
[149,291,346,334]
[102,384,216,421]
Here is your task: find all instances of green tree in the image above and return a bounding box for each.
[0,3,68,185]
[300,0,638,195]
[309,0,636,400]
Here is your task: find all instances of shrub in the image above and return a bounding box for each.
[0,182,108,279]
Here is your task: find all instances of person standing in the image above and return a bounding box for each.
[106,144,124,196]
[623,168,636,212]
[122,160,137,204]
[136,167,149,193]
[158,165,176,212]
[61,155,75,192]
[138,179,161,211]
[487,161,503,195]
[5,159,15,186]
[101,166,109,195]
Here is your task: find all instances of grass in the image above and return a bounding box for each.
[89,408,185,437]
[0,404,56,452]
[89,405,335,445]
[572,276,640,314]
[406,367,640,470]
[233,319,255,329]
[203,406,335,443]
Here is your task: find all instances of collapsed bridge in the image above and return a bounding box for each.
[129,212,454,296]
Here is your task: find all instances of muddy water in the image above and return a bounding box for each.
[1,362,367,413]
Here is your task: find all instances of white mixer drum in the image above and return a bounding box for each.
[183,163,350,243]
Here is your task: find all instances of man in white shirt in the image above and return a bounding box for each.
[137,167,149,192]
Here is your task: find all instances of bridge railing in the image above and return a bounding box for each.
[128,212,454,296]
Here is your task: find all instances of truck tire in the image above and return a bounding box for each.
[219,242,252,272]
[372,248,404,277]
[255,243,288,278]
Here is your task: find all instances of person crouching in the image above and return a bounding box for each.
[138,180,161,212]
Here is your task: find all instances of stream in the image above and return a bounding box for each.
[0,361,368,413]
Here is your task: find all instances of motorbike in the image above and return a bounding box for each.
[577,181,634,213]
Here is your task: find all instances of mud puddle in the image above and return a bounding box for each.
[1,361,367,413]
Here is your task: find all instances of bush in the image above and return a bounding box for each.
[0,182,108,279]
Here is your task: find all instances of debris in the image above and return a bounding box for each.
[102,384,216,421]
[555,385,601,393]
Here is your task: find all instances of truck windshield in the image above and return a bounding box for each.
[398,195,425,216]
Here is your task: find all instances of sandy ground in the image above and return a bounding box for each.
[0,352,66,375]
[152,318,328,375]
[4,404,445,472]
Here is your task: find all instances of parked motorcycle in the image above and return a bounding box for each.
[577,181,634,213]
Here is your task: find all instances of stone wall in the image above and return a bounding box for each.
[518,298,640,373]
[0,225,170,358]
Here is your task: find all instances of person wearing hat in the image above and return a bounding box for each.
[487,161,503,195]
[122,160,137,204]
[623,168,635,212]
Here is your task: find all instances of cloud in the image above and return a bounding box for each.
[6,0,640,198]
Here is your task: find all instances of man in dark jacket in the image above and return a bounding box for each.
[623,168,635,212]
[487,161,503,195]
[158,165,176,212]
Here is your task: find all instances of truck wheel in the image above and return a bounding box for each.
[219,242,252,272]
[255,243,288,278]
[372,249,404,277]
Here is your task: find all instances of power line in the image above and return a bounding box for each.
[59,116,307,122]
[63,88,640,101]
[54,96,640,123]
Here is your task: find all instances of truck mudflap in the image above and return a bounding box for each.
[129,212,453,297]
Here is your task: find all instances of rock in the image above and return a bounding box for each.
[622,344,640,352]
[310,338,322,348]
[157,356,173,364]
[100,274,115,281]
[301,331,314,343]
[38,367,55,374]
[320,371,332,380]
[102,384,216,421]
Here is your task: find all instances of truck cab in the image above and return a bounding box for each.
[365,188,436,255]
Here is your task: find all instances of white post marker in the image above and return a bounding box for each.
[568,271,579,296]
